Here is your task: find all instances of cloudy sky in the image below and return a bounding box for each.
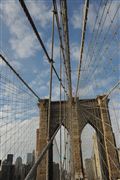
[0,0,120,165]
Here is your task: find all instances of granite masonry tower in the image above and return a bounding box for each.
[36,95,120,180]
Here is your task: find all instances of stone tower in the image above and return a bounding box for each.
[36,96,120,180]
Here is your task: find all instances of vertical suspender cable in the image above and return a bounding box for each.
[0,54,41,101]
[63,77,66,172]
[24,126,60,180]
[59,3,63,179]
[47,9,55,180]
[59,47,62,180]
[64,69,68,175]
[62,60,66,173]
[19,0,68,99]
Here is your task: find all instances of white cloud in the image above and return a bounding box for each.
[0,74,39,161]
[71,9,83,29]
[96,76,115,89]
[0,0,52,59]
[0,0,119,166]
[0,117,39,163]
[26,1,52,28]
[0,0,38,59]
[0,56,5,65]
[0,105,12,122]
[109,90,120,147]
[10,59,22,71]
[81,124,95,159]
[10,34,38,59]
[44,38,60,62]
[71,43,80,61]
[30,69,49,88]
[71,1,119,31]
[71,3,95,31]
[0,51,22,70]
[78,83,94,98]
[52,85,60,100]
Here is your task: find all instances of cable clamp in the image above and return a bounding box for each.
[50,58,55,63]
[52,10,57,14]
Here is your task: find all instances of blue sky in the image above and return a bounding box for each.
[0,0,119,99]
[0,0,120,163]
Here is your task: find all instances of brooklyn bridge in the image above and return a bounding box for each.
[0,0,120,180]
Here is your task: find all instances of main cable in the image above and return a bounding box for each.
[19,0,68,98]
[0,54,40,101]
[46,8,55,180]
[75,0,89,98]
[52,0,69,92]
[60,0,72,100]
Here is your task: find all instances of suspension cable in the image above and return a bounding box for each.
[24,125,61,180]
[80,111,110,179]
[81,108,118,151]
[19,0,68,98]
[0,54,40,101]
[46,9,55,180]
[83,0,103,69]
[81,111,120,176]
[59,46,62,180]
[80,106,113,128]
[75,0,89,98]
[102,80,120,100]
[85,0,111,71]
[81,2,120,94]
[110,99,120,133]
[62,49,68,175]
[52,0,69,92]
[60,0,72,100]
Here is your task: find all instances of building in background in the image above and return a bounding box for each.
[85,133,102,180]
[85,158,96,180]
[0,152,36,180]
[92,134,102,180]
[118,148,120,163]
[27,151,35,166]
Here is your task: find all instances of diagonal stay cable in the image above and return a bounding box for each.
[81,107,118,151]
[46,10,55,180]
[84,2,119,81]
[84,0,109,71]
[80,106,113,128]
[85,0,112,71]
[80,110,118,178]
[0,54,40,101]
[110,99,120,133]
[82,3,120,89]
[102,80,120,100]
[0,73,38,100]
[78,103,117,111]
[83,0,103,69]
[80,111,110,179]
[19,0,68,98]
[25,125,61,180]
[81,110,120,172]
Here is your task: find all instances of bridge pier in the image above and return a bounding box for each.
[36,97,120,180]
[36,100,48,180]
[97,96,120,179]
[70,98,84,180]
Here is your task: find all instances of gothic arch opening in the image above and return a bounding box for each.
[53,125,70,179]
[81,123,102,180]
